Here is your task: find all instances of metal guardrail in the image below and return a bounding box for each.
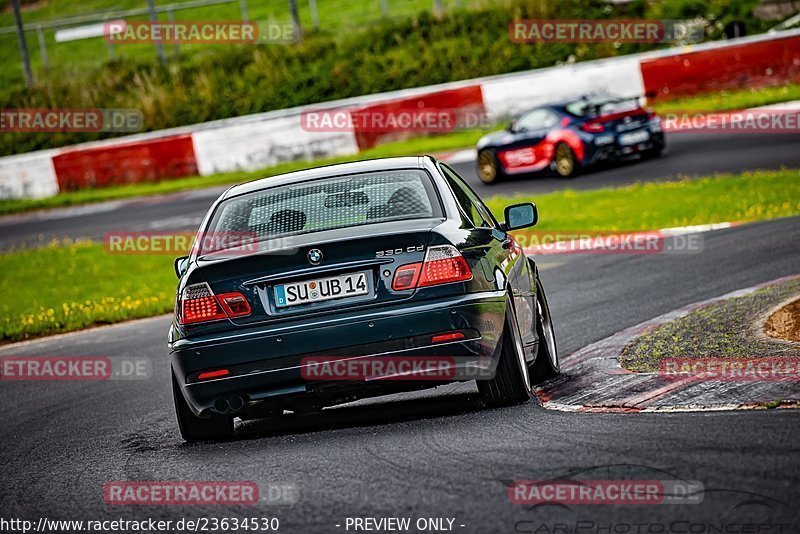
[0,0,249,35]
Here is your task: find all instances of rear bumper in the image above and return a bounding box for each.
[587,131,665,165]
[170,291,506,416]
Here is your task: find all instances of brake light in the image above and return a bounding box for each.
[178,283,251,325]
[580,121,605,133]
[392,245,472,291]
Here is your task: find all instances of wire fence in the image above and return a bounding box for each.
[0,0,492,87]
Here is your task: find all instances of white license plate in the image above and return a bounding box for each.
[619,130,650,145]
[274,270,370,308]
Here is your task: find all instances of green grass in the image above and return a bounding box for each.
[0,128,487,215]
[0,0,473,89]
[0,240,176,342]
[2,168,800,342]
[3,79,799,217]
[619,277,800,372]
[653,83,800,114]
[487,168,800,235]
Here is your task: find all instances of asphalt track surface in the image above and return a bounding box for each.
[2,216,800,531]
[1,130,799,250]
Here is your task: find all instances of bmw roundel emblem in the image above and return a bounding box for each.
[307,248,323,265]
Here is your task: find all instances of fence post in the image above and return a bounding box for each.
[145,0,167,64]
[11,0,33,87]
[166,7,180,57]
[288,0,302,42]
[309,0,319,30]
[433,0,443,14]
[379,0,389,17]
[239,0,249,22]
[36,24,48,68]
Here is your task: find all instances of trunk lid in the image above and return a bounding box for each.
[195,219,439,325]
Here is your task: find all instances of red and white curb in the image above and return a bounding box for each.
[536,274,800,412]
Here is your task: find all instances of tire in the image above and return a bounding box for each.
[477,296,533,407]
[172,371,234,442]
[551,142,577,178]
[477,149,505,185]
[644,145,664,158]
[529,275,559,383]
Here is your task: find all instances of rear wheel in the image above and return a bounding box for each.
[529,276,559,383]
[478,297,533,407]
[477,149,505,184]
[172,371,234,442]
[552,143,577,178]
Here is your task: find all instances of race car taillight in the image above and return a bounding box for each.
[580,121,605,133]
[392,245,472,291]
[178,282,250,325]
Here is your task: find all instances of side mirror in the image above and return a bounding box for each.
[174,256,189,278]
[502,202,538,231]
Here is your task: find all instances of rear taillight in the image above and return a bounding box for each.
[580,121,605,133]
[392,245,472,291]
[178,283,251,325]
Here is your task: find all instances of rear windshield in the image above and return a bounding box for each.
[565,96,640,118]
[200,169,440,254]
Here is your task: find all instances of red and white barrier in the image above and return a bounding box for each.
[1,29,798,200]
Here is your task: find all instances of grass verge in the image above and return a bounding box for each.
[2,83,799,217]
[653,83,800,114]
[2,168,800,343]
[0,240,175,342]
[620,277,800,372]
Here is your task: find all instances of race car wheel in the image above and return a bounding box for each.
[553,143,576,177]
[172,371,235,441]
[478,296,533,407]
[529,274,559,383]
[478,149,504,184]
